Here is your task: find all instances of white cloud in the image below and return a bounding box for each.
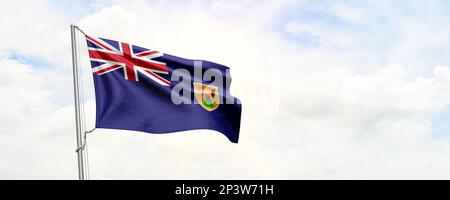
[0,57,77,179]
[288,65,450,120]
[0,0,72,67]
[0,58,53,132]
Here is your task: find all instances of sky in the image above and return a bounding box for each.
[1,0,450,179]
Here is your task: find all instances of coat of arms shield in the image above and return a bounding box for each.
[193,82,220,111]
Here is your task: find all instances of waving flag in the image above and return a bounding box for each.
[85,35,242,143]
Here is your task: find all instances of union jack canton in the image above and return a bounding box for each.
[86,35,170,86]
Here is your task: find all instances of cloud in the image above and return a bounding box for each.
[0,0,73,67]
[288,65,450,120]
[0,56,77,179]
[0,58,53,132]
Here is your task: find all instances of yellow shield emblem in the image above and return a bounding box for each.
[193,82,220,111]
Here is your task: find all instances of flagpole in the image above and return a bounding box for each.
[71,24,88,180]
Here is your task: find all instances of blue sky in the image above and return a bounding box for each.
[1,0,450,179]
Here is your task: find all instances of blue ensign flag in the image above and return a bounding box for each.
[84,35,242,143]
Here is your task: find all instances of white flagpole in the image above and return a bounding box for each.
[71,24,88,180]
